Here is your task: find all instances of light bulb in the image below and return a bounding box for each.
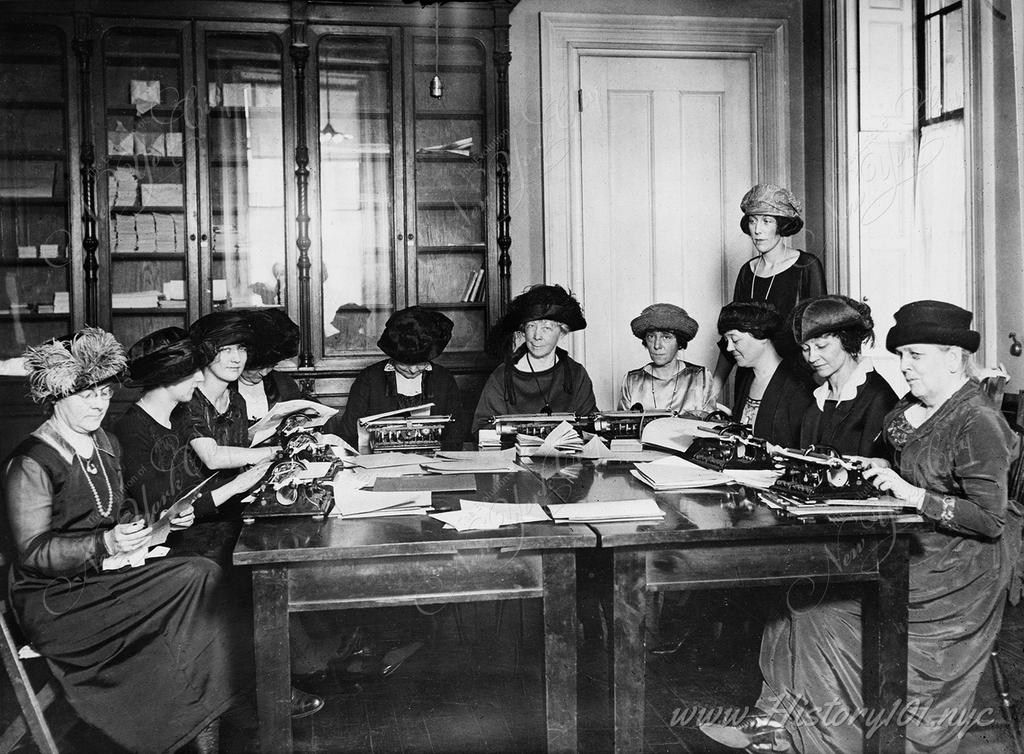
[430,74,443,99]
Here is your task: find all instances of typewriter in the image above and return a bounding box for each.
[681,423,775,472]
[584,409,673,441]
[490,413,578,439]
[364,415,452,454]
[242,433,339,524]
[769,445,877,501]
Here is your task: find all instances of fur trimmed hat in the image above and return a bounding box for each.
[24,327,127,404]
[886,300,980,354]
[792,295,872,344]
[630,303,698,344]
[126,327,209,389]
[377,306,453,364]
[245,309,301,369]
[717,300,782,341]
[189,310,256,360]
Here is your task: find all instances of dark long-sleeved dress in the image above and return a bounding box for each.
[732,363,813,447]
[758,380,1021,753]
[799,366,898,456]
[2,419,243,753]
[333,359,465,450]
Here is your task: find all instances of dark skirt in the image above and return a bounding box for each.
[12,555,245,753]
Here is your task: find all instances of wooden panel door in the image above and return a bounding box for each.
[578,55,753,409]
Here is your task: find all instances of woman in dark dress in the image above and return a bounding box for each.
[711,184,826,401]
[792,294,898,456]
[473,284,597,433]
[333,306,465,451]
[3,327,239,753]
[703,301,1021,753]
[717,300,812,447]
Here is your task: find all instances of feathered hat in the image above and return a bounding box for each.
[244,308,301,370]
[24,327,127,404]
[125,327,209,389]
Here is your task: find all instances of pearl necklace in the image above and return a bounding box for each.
[76,439,114,518]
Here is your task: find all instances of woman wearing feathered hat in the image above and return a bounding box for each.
[333,306,464,451]
[704,301,1021,753]
[3,327,243,752]
[472,284,597,433]
[619,303,713,414]
[711,183,827,401]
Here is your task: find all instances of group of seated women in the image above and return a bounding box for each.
[1,181,1019,754]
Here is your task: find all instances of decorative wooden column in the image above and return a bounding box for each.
[493,7,513,315]
[73,14,98,326]
[290,3,313,368]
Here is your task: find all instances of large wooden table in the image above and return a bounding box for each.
[235,459,924,753]
[233,469,595,754]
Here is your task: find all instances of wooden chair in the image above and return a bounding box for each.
[991,411,1024,754]
[0,558,60,754]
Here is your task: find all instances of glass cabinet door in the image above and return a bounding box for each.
[318,34,400,357]
[411,34,489,353]
[99,26,190,349]
[0,22,73,357]
[202,32,287,312]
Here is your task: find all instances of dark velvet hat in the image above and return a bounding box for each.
[508,284,586,331]
[717,300,781,341]
[377,306,453,364]
[188,309,256,359]
[244,308,301,369]
[630,303,698,344]
[792,295,871,343]
[126,327,209,389]
[886,300,980,353]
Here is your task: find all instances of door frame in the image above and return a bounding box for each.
[539,12,792,359]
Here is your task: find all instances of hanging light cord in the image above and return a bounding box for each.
[434,4,439,78]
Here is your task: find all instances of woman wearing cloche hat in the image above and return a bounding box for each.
[704,300,1020,753]
[711,183,827,401]
[332,306,464,450]
[619,303,713,415]
[472,284,597,432]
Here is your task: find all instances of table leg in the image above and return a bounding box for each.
[612,549,646,754]
[542,551,578,753]
[862,533,910,753]
[251,566,291,754]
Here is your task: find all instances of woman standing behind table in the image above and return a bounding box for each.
[3,328,240,753]
[619,303,713,415]
[793,294,898,456]
[703,301,1021,753]
[331,306,464,451]
[717,300,812,447]
[711,184,826,400]
[473,284,597,432]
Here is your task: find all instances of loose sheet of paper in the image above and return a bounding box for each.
[430,499,549,531]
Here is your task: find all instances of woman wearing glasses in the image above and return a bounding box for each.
[2,328,239,753]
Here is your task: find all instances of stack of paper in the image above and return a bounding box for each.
[723,468,783,490]
[113,214,137,252]
[140,183,183,207]
[53,291,69,313]
[135,213,157,253]
[630,456,729,490]
[422,449,519,474]
[431,499,549,531]
[547,498,665,522]
[329,489,431,519]
[109,167,138,207]
[154,213,181,253]
[477,429,501,451]
[112,290,160,309]
[516,421,583,457]
[639,417,720,455]
[580,436,669,463]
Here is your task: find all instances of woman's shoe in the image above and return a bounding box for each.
[699,711,793,753]
[290,687,325,719]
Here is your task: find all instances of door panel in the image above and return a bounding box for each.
[579,55,752,409]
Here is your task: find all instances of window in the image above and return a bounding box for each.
[918,0,964,125]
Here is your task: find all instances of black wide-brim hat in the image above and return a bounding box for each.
[126,326,210,389]
[886,300,980,353]
[189,310,256,358]
[243,308,301,369]
[377,306,453,364]
[486,284,586,355]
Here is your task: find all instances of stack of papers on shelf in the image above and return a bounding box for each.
[113,215,138,252]
[547,498,665,523]
[515,421,583,457]
[135,213,157,253]
[112,290,160,309]
[109,167,139,207]
[328,489,431,519]
[53,292,70,313]
[39,244,61,259]
[153,213,182,253]
[430,499,549,532]
[140,183,183,208]
[17,246,36,259]
[630,456,729,491]
[421,449,519,474]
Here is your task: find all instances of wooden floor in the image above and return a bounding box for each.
[4,593,1024,753]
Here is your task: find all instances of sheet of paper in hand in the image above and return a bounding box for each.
[248,399,338,446]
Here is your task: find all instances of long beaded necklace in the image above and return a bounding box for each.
[648,364,681,409]
[525,353,555,414]
[749,240,791,301]
[76,439,115,518]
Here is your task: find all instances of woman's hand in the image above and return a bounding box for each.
[104,519,153,555]
[849,456,891,470]
[169,504,195,531]
[227,461,274,499]
[862,466,925,508]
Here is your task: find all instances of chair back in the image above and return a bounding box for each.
[982,373,1009,408]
